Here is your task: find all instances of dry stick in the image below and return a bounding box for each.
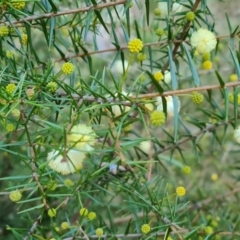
[23,215,41,240]
[62,230,240,239]
[62,230,188,240]
[2,0,127,25]
[153,119,233,157]
[56,81,240,104]
[23,123,49,240]
[104,108,126,164]
[79,226,90,240]
[54,32,239,63]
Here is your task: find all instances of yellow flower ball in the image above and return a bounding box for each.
[153,71,163,81]
[6,50,15,59]
[150,110,165,126]
[95,228,104,237]
[211,173,218,181]
[182,166,191,175]
[186,11,195,21]
[61,62,75,75]
[64,179,74,186]
[48,149,84,175]
[228,93,234,103]
[192,92,204,104]
[191,28,217,54]
[127,38,143,53]
[88,212,97,220]
[141,224,151,234]
[67,124,97,149]
[9,190,22,202]
[155,28,164,37]
[176,186,186,197]
[46,81,58,93]
[154,8,161,16]
[6,123,15,132]
[21,33,28,45]
[205,226,213,234]
[229,74,238,82]
[48,208,57,217]
[137,53,147,61]
[202,60,213,70]
[46,180,57,191]
[79,207,88,216]
[12,2,26,10]
[202,52,211,61]
[228,93,240,104]
[61,221,69,230]
[0,26,9,37]
[6,83,16,95]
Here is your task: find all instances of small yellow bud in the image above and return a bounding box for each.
[150,110,165,126]
[202,60,213,70]
[79,208,88,216]
[211,173,218,181]
[61,221,69,230]
[64,179,74,186]
[182,166,191,174]
[153,71,163,81]
[154,8,161,16]
[46,81,58,93]
[61,62,75,75]
[11,109,21,119]
[155,28,164,37]
[95,228,104,237]
[192,92,204,104]
[176,186,186,197]
[141,224,151,234]
[0,26,9,37]
[88,212,97,220]
[6,83,16,95]
[48,208,57,218]
[6,123,15,132]
[9,190,22,202]
[185,11,195,21]
[229,74,238,82]
[21,33,28,45]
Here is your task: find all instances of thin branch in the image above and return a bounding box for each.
[56,81,240,104]
[153,118,236,157]
[23,215,41,240]
[62,230,188,239]
[79,226,90,240]
[2,0,127,25]
[53,32,239,63]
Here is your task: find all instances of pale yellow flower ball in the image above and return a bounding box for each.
[191,28,217,54]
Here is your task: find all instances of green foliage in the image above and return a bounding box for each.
[0,0,240,239]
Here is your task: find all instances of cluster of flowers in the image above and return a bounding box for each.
[47,124,97,175]
[191,28,217,71]
[126,26,217,126]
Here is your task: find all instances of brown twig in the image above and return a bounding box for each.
[56,81,240,104]
[2,0,127,25]
[62,230,188,239]
[23,215,41,240]
[53,32,239,63]
[153,119,233,157]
